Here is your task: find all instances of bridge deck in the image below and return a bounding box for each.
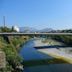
[0,33,72,36]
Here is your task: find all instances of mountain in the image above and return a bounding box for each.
[19,27,38,33]
[39,28,53,33]
[19,27,54,33]
[19,27,72,33]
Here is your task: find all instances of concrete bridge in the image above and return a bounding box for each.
[0,33,72,36]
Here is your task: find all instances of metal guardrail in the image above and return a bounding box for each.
[0,33,72,36]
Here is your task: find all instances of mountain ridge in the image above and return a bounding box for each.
[19,27,53,33]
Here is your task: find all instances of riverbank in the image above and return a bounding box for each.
[38,48,72,64]
[36,38,72,64]
[0,36,30,72]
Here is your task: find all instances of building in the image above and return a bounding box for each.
[13,26,20,32]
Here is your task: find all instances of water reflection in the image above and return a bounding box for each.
[19,39,53,61]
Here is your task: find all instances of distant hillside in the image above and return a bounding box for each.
[38,28,53,33]
[19,27,72,33]
[19,27,53,33]
[19,27,38,33]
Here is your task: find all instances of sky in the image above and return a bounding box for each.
[0,0,72,30]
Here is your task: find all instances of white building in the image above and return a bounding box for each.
[13,26,20,32]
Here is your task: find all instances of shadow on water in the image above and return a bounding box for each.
[34,45,72,49]
[22,50,68,67]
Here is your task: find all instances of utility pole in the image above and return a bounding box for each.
[3,16,5,28]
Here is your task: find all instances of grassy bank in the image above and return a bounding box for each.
[50,35,72,46]
[0,36,30,72]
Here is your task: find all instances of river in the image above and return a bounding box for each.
[19,38,72,72]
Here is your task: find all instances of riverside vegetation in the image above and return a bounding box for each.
[0,27,30,72]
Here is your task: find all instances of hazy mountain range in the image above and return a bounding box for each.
[19,27,72,33]
[19,27,54,33]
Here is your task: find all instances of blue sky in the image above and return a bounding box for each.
[0,0,72,30]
